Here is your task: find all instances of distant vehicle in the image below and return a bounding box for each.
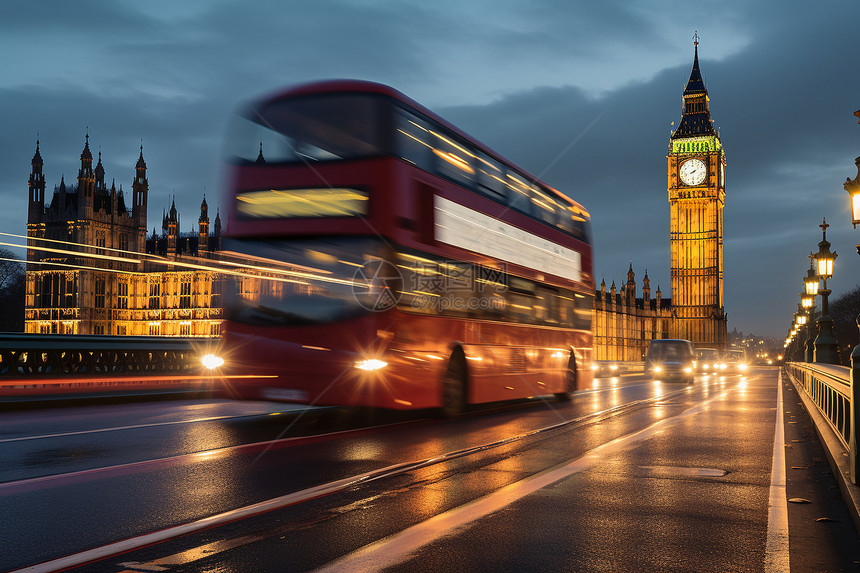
[724,349,748,373]
[645,339,695,384]
[591,361,620,377]
[695,348,723,373]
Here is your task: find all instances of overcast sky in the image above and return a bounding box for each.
[2,0,858,338]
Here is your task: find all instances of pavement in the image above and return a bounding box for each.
[785,367,860,538]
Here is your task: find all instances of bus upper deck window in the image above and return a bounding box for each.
[506,172,533,216]
[396,111,434,171]
[227,94,384,164]
[531,185,559,226]
[432,129,476,188]
[476,153,508,201]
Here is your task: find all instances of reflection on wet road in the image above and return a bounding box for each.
[3,368,852,572]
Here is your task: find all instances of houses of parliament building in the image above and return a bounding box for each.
[25,134,226,337]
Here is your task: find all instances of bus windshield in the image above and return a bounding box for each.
[223,236,393,326]
[225,93,387,164]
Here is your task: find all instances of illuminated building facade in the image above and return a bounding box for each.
[667,39,727,348]
[25,135,224,336]
[592,264,673,361]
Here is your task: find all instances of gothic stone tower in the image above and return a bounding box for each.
[667,38,727,348]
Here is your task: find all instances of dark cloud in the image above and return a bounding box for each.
[1,0,857,339]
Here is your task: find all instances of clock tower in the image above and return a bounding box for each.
[667,37,727,348]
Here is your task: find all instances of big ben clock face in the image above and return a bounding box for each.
[679,158,707,186]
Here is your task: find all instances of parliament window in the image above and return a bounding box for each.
[117,282,128,309]
[149,281,160,309]
[95,279,106,308]
[180,278,192,309]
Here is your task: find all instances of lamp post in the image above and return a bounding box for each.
[813,218,839,364]
[800,288,814,363]
[803,258,819,362]
[795,302,809,362]
[846,109,860,483]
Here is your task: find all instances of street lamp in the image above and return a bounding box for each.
[845,113,860,229]
[803,260,818,361]
[813,218,839,364]
[845,109,860,485]
[796,305,808,327]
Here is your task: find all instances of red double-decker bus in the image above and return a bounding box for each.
[217,80,593,414]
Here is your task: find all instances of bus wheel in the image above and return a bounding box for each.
[554,356,577,402]
[440,351,467,417]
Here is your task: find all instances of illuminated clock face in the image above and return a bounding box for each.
[679,158,707,186]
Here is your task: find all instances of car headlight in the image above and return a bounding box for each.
[653,366,662,373]
[355,358,388,371]
[684,367,692,373]
[739,363,748,371]
[202,354,225,369]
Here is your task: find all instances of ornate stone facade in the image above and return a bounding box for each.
[25,135,224,336]
[592,265,673,361]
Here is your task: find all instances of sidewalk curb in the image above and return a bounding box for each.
[785,370,860,536]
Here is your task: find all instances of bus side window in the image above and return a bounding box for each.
[506,172,533,216]
[476,153,508,201]
[574,292,593,331]
[531,185,559,226]
[558,208,576,234]
[535,286,560,325]
[432,129,476,189]
[505,276,537,324]
[395,252,441,316]
[557,290,575,327]
[395,110,434,171]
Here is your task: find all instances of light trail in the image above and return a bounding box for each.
[0,241,142,264]
[0,405,309,444]
[2,239,360,287]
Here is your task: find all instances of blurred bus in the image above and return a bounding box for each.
[217,80,594,414]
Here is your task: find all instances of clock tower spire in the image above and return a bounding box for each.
[667,37,727,349]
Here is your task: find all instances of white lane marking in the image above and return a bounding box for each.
[314,386,735,573]
[764,370,790,572]
[0,409,310,444]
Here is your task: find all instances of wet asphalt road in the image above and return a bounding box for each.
[2,367,859,572]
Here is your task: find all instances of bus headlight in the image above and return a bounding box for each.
[739,363,748,372]
[355,358,388,371]
[202,354,225,370]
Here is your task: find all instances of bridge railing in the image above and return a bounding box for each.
[784,361,860,484]
[0,334,220,396]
